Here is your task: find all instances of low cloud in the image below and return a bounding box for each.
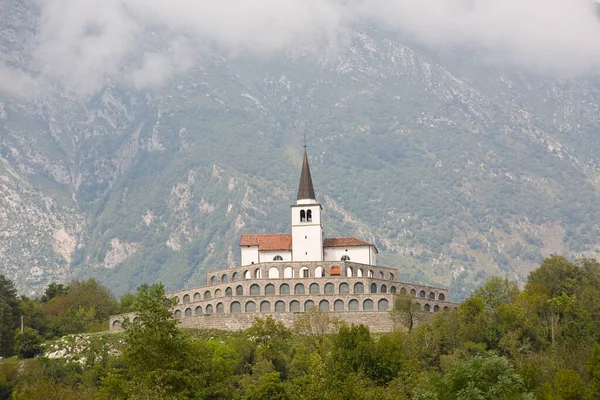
[2,0,600,96]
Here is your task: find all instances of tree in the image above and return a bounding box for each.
[14,328,43,358]
[526,256,581,298]
[473,277,519,309]
[390,294,424,331]
[0,275,20,357]
[244,372,289,400]
[293,307,339,350]
[41,283,67,304]
[430,355,534,400]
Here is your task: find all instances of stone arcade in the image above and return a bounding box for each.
[110,151,454,332]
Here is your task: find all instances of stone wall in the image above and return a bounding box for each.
[109,261,455,333]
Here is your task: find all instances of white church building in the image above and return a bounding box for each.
[239,151,378,269]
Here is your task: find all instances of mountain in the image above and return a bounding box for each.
[1,0,600,300]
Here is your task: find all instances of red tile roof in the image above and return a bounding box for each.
[240,234,292,251]
[240,234,377,253]
[324,237,375,249]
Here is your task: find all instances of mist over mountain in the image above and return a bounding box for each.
[1,0,600,300]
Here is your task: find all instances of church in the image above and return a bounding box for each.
[110,151,453,332]
[240,151,377,269]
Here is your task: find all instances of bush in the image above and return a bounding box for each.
[14,328,44,359]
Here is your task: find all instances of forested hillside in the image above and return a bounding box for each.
[0,256,599,399]
[2,0,600,299]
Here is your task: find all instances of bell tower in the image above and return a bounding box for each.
[291,150,323,261]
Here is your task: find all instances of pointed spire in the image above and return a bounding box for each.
[297,151,316,201]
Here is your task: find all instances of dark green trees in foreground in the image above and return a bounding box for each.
[1,255,600,399]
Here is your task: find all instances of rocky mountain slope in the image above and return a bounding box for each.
[1,0,600,299]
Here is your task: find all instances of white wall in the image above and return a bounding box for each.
[259,250,292,263]
[241,246,259,266]
[324,246,374,265]
[291,203,323,262]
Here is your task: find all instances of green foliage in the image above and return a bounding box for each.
[2,256,600,399]
[244,372,288,400]
[14,328,44,359]
[425,355,534,400]
[0,275,20,357]
[472,277,519,309]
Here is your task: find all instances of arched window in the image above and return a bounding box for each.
[346,267,353,277]
[433,305,440,312]
[254,268,261,279]
[319,300,330,312]
[424,304,431,312]
[443,306,450,311]
[245,301,256,313]
[260,301,271,313]
[419,290,426,298]
[236,285,243,296]
[182,294,190,304]
[221,274,229,283]
[210,276,217,285]
[265,284,275,295]
[174,310,182,318]
[300,267,309,278]
[380,284,387,293]
[363,299,374,311]
[195,306,203,315]
[284,267,294,278]
[205,305,213,314]
[334,299,344,312]
[379,271,384,279]
[357,268,364,277]
[315,266,324,278]
[244,270,251,279]
[389,273,395,281]
[324,283,334,294]
[354,282,364,294]
[204,291,212,300]
[295,283,305,295]
[400,287,407,295]
[341,255,350,261]
[429,292,435,300]
[250,284,260,296]
[339,282,349,294]
[273,256,283,261]
[410,288,416,297]
[214,289,222,298]
[112,320,121,329]
[300,209,306,222]
[370,283,377,294]
[307,210,312,222]
[225,287,232,296]
[390,286,397,294]
[439,293,445,301]
[268,267,280,278]
[304,300,315,312]
[216,303,224,314]
[275,301,285,313]
[280,283,290,295]
[349,299,359,311]
[230,302,241,313]
[232,272,239,281]
[309,283,320,295]
[193,292,201,302]
[290,300,301,312]
[368,270,374,278]
[378,299,389,311]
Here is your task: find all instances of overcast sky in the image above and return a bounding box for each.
[2,0,600,96]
